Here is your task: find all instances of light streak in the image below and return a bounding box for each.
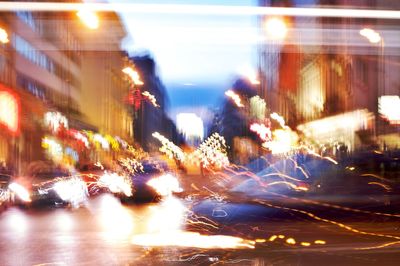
[98,171,133,197]
[142,91,159,107]
[122,67,144,85]
[301,242,311,247]
[314,240,326,245]
[131,231,255,249]
[368,182,392,191]
[355,241,400,250]
[190,133,229,169]
[152,132,185,161]
[2,3,400,20]
[270,112,288,129]
[255,199,400,240]
[269,235,278,241]
[267,181,308,192]
[225,90,244,108]
[268,191,400,218]
[250,123,272,142]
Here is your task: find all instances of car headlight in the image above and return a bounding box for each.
[146,174,183,197]
[53,178,88,204]
[99,171,132,197]
[9,182,31,202]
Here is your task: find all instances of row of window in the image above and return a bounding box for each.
[13,34,55,73]
[13,34,81,90]
[16,12,43,34]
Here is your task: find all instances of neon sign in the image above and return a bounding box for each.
[0,86,19,134]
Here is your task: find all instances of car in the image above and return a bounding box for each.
[0,171,13,209]
[9,162,87,208]
[119,160,182,203]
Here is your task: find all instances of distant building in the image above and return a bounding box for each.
[176,113,204,146]
[131,55,179,152]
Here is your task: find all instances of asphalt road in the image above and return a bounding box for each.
[2,191,400,266]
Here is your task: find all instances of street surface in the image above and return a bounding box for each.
[2,187,400,266]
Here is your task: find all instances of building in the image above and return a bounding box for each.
[0,4,135,172]
[258,0,400,151]
[77,12,133,142]
[131,54,179,152]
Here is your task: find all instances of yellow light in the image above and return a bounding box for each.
[360,28,381,43]
[77,9,99,29]
[265,17,287,40]
[286,238,296,245]
[122,67,144,85]
[0,27,9,43]
[225,90,244,108]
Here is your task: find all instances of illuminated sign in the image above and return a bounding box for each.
[0,86,19,134]
[379,96,400,125]
[44,111,68,133]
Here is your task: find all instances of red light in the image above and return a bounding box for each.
[0,85,19,134]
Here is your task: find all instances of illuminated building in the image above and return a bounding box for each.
[78,12,133,143]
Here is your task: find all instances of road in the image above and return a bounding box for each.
[2,190,400,266]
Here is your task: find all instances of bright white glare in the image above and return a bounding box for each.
[56,212,74,231]
[98,194,134,238]
[98,171,132,197]
[146,174,183,197]
[360,28,381,43]
[176,113,204,141]
[76,9,99,29]
[6,209,28,234]
[379,95,400,124]
[238,65,260,85]
[264,17,287,40]
[2,3,400,20]
[146,197,186,233]
[132,231,255,249]
[0,27,9,43]
[9,183,31,202]
[53,178,88,207]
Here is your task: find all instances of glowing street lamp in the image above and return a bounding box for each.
[0,27,9,43]
[264,17,288,40]
[359,28,381,43]
[77,9,99,29]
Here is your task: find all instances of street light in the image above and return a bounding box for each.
[359,28,381,43]
[264,17,288,40]
[77,9,99,29]
[0,27,9,43]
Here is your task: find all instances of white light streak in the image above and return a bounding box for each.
[1,3,400,20]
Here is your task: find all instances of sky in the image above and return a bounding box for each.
[113,0,258,124]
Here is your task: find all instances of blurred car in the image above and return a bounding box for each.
[0,171,13,209]
[79,162,133,198]
[120,160,182,203]
[79,163,109,196]
[9,162,87,208]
